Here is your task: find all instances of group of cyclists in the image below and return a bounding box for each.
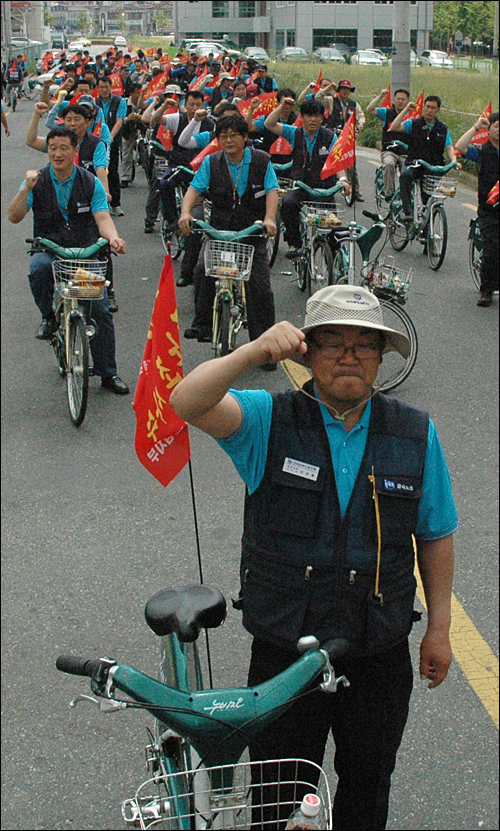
[5,41,499,373]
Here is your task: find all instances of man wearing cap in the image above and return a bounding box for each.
[254,64,278,94]
[170,285,456,829]
[203,72,234,108]
[322,78,365,201]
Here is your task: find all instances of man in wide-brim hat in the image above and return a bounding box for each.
[170,283,457,829]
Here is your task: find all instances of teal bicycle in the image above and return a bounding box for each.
[57,584,348,828]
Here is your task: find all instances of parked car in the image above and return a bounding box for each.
[275,47,309,62]
[329,43,351,60]
[312,47,345,64]
[419,50,454,69]
[195,42,242,60]
[11,36,42,48]
[387,48,421,68]
[370,48,389,65]
[68,41,85,53]
[51,38,69,50]
[350,50,385,66]
[114,36,128,48]
[244,46,271,63]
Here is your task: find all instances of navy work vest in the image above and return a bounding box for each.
[253,111,298,164]
[405,116,448,166]
[476,140,499,217]
[77,132,102,175]
[170,112,214,167]
[325,96,356,133]
[96,95,122,140]
[208,147,269,230]
[238,382,428,656]
[31,165,99,248]
[289,126,336,188]
[382,105,406,154]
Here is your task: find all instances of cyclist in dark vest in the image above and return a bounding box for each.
[246,88,298,163]
[96,75,127,217]
[254,64,278,94]
[151,89,214,231]
[264,97,351,257]
[390,94,457,220]
[455,111,499,306]
[170,283,457,831]
[7,127,129,395]
[5,59,23,104]
[366,87,410,200]
[178,114,279,357]
[316,78,366,202]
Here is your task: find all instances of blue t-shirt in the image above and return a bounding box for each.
[98,95,127,125]
[465,143,499,167]
[281,122,337,155]
[402,117,453,148]
[216,389,458,540]
[22,165,109,219]
[191,146,279,197]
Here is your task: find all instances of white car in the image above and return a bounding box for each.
[114,36,128,48]
[371,48,389,65]
[68,41,85,53]
[244,47,271,64]
[419,50,454,69]
[350,50,384,66]
[388,49,421,68]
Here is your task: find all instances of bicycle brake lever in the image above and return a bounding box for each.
[319,650,350,693]
[69,693,129,712]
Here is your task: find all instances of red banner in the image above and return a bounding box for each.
[313,70,323,92]
[471,102,493,147]
[145,47,157,58]
[381,86,392,108]
[321,110,356,179]
[146,71,170,96]
[487,180,499,206]
[407,90,424,121]
[190,65,208,91]
[237,91,277,119]
[190,137,222,171]
[157,124,174,152]
[109,73,124,95]
[133,256,191,487]
[269,136,293,155]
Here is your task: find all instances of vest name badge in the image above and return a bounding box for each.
[283,457,320,481]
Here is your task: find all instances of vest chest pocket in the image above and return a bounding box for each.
[366,569,417,652]
[371,475,423,546]
[269,467,325,538]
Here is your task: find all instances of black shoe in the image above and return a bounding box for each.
[35,315,57,340]
[285,247,302,261]
[477,291,493,307]
[261,361,278,371]
[184,326,201,339]
[120,181,129,188]
[144,224,154,234]
[107,290,119,313]
[176,274,193,287]
[354,194,365,203]
[101,375,130,394]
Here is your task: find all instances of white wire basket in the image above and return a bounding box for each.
[122,758,332,830]
[204,240,255,281]
[277,177,294,199]
[153,159,170,179]
[363,256,413,299]
[52,259,108,300]
[301,201,345,231]
[422,173,457,198]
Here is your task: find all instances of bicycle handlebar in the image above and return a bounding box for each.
[56,655,103,676]
[191,218,267,242]
[26,237,109,259]
[293,180,344,199]
[271,161,293,172]
[407,159,458,174]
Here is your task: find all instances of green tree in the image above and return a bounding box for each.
[154,10,169,35]
[77,11,88,35]
[44,10,57,28]
[117,12,128,36]
[431,2,495,51]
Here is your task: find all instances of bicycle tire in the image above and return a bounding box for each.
[295,256,307,292]
[161,219,183,259]
[66,314,89,427]
[374,167,391,219]
[332,246,349,285]
[212,295,232,358]
[12,92,17,112]
[309,237,334,295]
[469,220,481,290]
[427,203,448,271]
[267,217,281,269]
[374,299,418,393]
[343,167,355,207]
[388,191,410,252]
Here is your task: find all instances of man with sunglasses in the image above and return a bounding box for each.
[170,284,457,829]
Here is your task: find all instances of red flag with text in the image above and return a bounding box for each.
[157,123,175,152]
[406,90,424,121]
[146,71,169,96]
[382,86,392,108]
[109,73,124,95]
[320,110,356,179]
[314,70,323,92]
[133,256,191,487]
[190,137,222,171]
[471,102,492,146]
[237,91,277,119]
[190,65,208,90]
[487,180,499,206]
[269,136,293,155]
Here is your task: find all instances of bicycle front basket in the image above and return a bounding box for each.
[204,240,255,281]
[301,201,345,230]
[123,758,332,829]
[422,173,457,198]
[363,257,413,299]
[52,258,108,299]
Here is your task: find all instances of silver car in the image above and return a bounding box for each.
[244,47,271,64]
[419,50,454,69]
[275,47,309,62]
[312,48,345,64]
[350,50,384,66]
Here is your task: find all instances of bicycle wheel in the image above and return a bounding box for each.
[374,299,418,393]
[212,295,232,358]
[374,167,391,219]
[332,246,349,285]
[309,237,334,295]
[388,191,410,252]
[267,218,281,269]
[295,255,307,292]
[66,315,89,426]
[161,218,183,259]
[343,167,354,207]
[12,91,17,112]
[469,220,481,290]
[427,203,448,271]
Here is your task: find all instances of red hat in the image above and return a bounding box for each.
[337,78,356,91]
[246,83,258,96]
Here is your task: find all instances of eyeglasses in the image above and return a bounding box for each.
[218,131,241,141]
[309,338,382,359]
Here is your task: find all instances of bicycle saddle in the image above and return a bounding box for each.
[145,585,227,642]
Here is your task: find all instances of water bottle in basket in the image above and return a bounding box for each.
[285,793,323,830]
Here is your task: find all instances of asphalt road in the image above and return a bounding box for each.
[1,100,498,831]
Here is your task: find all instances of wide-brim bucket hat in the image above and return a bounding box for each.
[291,284,410,363]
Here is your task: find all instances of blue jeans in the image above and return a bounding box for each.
[29,252,117,379]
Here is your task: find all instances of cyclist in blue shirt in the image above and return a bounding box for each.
[170,283,457,830]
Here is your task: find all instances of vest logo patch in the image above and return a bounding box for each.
[383,478,415,494]
[283,457,320,481]
[318,146,329,156]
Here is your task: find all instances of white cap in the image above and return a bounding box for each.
[300,794,321,817]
